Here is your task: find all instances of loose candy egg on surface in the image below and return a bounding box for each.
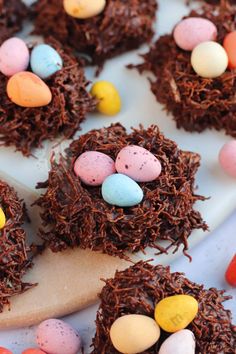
[63,0,106,19]
[154,295,198,333]
[31,44,63,79]
[7,72,52,108]
[191,41,228,78]
[102,173,144,207]
[225,254,236,287]
[0,37,30,76]
[173,17,217,51]
[90,81,121,116]
[0,208,6,229]
[22,349,46,354]
[0,348,13,354]
[159,329,196,354]
[115,145,162,182]
[223,31,236,69]
[110,314,161,354]
[36,319,81,354]
[74,151,116,186]
[219,140,236,178]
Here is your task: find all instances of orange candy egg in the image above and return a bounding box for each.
[223,31,236,69]
[0,348,13,354]
[22,349,46,354]
[7,71,52,108]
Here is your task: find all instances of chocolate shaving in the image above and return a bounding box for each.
[91,261,236,353]
[31,0,157,67]
[0,38,97,156]
[130,3,236,137]
[35,123,207,259]
[0,180,34,312]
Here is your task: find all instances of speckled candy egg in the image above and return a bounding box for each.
[173,17,217,51]
[0,37,30,76]
[74,151,116,186]
[115,145,162,182]
[31,44,63,79]
[159,329,196,354]
[219,140,236,178]
[36,319,81,354]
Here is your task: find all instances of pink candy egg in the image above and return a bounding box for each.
[115,145,162,182]
[36,319,81,354]
[219,140,236,178]
[0,37,29,76]
[173,17,217,51]
[74,151,116,186]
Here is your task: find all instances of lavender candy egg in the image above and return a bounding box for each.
[0,37,30,76]
[36,319,81,354]
[74,151,116,186]
[31,44,63,79]
[115,145,162,182]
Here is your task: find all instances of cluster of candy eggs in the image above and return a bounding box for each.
[0,37,63,108]
[74,145,162,207]
[110,294,198,354]
[173,17,236,78]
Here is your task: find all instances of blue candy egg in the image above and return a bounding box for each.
[30,44,63,79]
[102,173,144,207]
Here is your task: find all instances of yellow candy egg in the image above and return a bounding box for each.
[0,208,6,229]
[63,0,106,19]
[7,71,52,108]
[110,314,161,354]
[154,295,198,333]
[90,81,121,116]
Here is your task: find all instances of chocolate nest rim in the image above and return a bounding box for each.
[35,123,207,259]
[91,261,236,353]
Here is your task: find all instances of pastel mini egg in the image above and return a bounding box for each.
[0,208,6,229]
[74,151,116,186]
[225,254,236,287]
[173,17,217,51]
[110,314,161,354]
[0,348,13,354]
[7,71,52,108]
[0,37,29,76]
[31,44,63,79]
[22,349,46,354]
[223,31,236,69]
[90,81,121,116]
[159,329,196,354]
[63,0,106,19]
[191,41,228,78]
[154,295,198,333]
[36,319,81,354]
[102,173,144,207]
[115,145,161,182]
[219,140,236,178]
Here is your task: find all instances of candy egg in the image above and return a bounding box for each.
[110,314,161,354]
[22,349,46,354]
[223,31,236,69]
[191,41,228,78]
[74,151,116,186]
[159,329,196,354]
[63,0,106,19]
[7,72,52,108]
[0,37,29,76]
[0,348,13,354]
[0,208,6,229]
[102,173,144,207]
[155,295,198,333]
[90,81,121,116]
[219,140,236,178]
[115,145,162,182]
[225,254,236,287]
[173,17,217,51]
[36,319,81,354]
[31,44,63,79]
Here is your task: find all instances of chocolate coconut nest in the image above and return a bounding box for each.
[0,0,28,43]
[0,38,96,156]
[0,180,33,312]
[131,2,236,137]
[31,0,157,66]
[91,261,236,353]
[35,123,207,259]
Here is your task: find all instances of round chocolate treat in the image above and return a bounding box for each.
[0,179,33,312]
[131,3,236,137]
[31,0,157,66]
[0,38,96,156]
[91,261,236,353]
[35,123,207,259]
